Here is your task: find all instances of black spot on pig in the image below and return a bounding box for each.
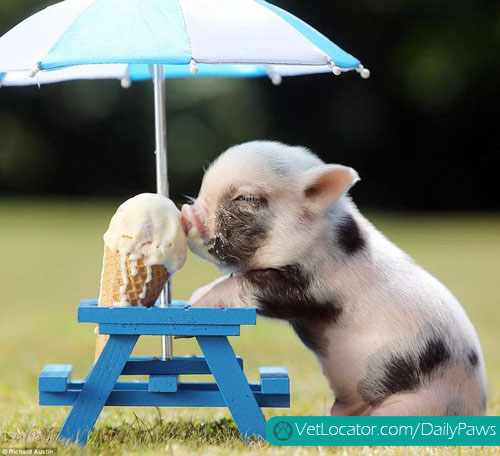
[291,320,330,357]
[418,336,451,374]
[357,332,451,405]
[481,393,487,412]
[364,353,421,403]
[445,398,467,416]
[208,196,271,269]
[248,265,342,321]
[336,214,365,255]
[246,265,341,355]
[468,349,478,368]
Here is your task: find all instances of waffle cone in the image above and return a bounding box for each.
[99,247,169,308]
[94,328,109,362]
[95,247,169,361]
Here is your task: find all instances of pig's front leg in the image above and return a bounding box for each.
[190,274,255,308]
[189,275,231,303]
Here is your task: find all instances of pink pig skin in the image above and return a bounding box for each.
[181,141,487,416]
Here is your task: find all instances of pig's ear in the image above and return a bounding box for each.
[302,165,359,213]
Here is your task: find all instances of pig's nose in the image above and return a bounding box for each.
[181,200,209,239]
[181,204,194,236]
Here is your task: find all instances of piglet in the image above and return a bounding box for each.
[181,141,487,416]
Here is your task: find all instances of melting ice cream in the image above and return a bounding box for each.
[99,193,187,307]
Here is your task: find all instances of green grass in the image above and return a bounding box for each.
[0,198,499,455]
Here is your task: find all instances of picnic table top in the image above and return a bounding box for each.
[78,299,257,326]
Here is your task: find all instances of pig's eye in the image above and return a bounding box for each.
[235,194,258,201]
[233,194,267,205]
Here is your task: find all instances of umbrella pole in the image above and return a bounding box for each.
[153,63,173,361]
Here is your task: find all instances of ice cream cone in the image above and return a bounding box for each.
[99,247,169,308]
[94,327,109,362]
[95,247,169,360]
[93,193,187,362]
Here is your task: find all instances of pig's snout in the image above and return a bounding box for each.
[181,202,209,240]
[181,204,194,235]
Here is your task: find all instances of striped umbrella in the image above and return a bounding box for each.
[0,0,369,359]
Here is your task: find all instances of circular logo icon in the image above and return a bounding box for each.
[273,420,293,441]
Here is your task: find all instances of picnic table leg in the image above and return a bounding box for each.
[197,336,267,440]
[58,334,139,446]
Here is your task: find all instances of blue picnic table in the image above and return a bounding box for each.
[38,300,290,445]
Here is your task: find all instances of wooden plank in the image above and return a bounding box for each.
[38,364,73,392]
[148,375,178,393]
[122,356,243,375]
[79,300,256,326]
[259,367,288,378]
[259,367,290,395]
[40,382,290,408]
[197,336,267,440]
[97,323,240,336]
[57,334,138,446]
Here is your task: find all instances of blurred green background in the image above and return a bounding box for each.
[0,0,499,207]
[0,0,499,453]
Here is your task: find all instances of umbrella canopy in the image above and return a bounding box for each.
[0,0,369,81]
[0,0,369,360]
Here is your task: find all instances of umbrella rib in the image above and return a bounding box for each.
[173,0,194,63]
